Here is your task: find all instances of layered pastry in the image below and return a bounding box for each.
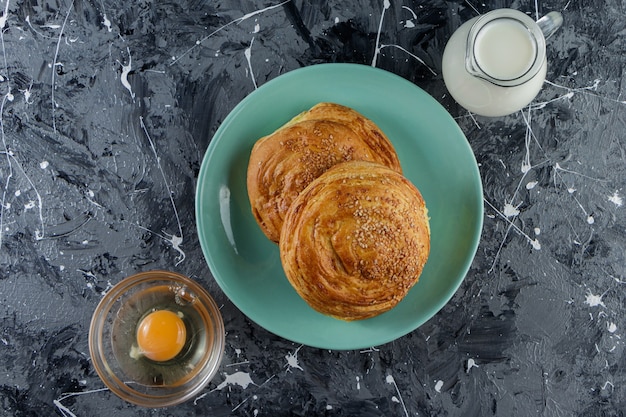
[247,103,401,243]
[279,161,430,321]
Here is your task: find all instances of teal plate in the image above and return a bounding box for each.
[196,63,483,350]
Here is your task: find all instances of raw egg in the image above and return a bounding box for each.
[136,310,187,362]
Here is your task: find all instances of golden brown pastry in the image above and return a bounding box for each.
[279,161,430,321]
[247,103,401,243]
[281,103,402,171]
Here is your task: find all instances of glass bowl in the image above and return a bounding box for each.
[88,270,225,407]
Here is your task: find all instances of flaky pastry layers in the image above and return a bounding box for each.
[279,161,430,321]
[247,103,401,243]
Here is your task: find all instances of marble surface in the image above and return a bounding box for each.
[0,0,624,415]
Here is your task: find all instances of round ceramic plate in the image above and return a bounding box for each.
[196,63,483,350]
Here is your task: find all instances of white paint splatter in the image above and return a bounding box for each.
[374,43,437,75]
[359,346,380,353]
[534,227,541,235]
[215,371,256,390]
[165,232,185,265]
[434,380,444,392]
[285,345,303,372]
[503,203,521,217]
[54,387,110,417]
[466,358,479,373]
[24,15,53,39]
[138,117,186,265]
[386,375,409,417]
[484,197,542,272]
[39,160,49,169]
[244,38,258,89]
[356,376,361,390]
[20,84,33,104]
[531,91,575,110]
[334,17,339,24]
[404,20,415,28]
[602,381,615,391]
[519,106,535,174]
[544,78,626,106]
[51,0,75,133]
[584,291,606,308]
[120,47,135,100]
[102,14,112,32]
[526,180,538,189]
[608,191,623,207]
[371,0,391,67]
[253,23,260,33]
[0,0,10,30]
[231,397,249,412]
[402,5,417,19]
[170,0,291,65]
[607,322,617,333]
[553,162,608,224]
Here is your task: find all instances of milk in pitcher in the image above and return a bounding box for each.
[442,10,551,117]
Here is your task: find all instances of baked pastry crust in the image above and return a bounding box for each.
[279,161,430,321]
[247,103,401,243]
[282,103,402,172]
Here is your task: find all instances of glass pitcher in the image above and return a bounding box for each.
[442,9,563,117]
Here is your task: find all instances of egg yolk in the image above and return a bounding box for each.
[136,310,187,362]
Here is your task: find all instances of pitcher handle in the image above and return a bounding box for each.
[537,11,563,40]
